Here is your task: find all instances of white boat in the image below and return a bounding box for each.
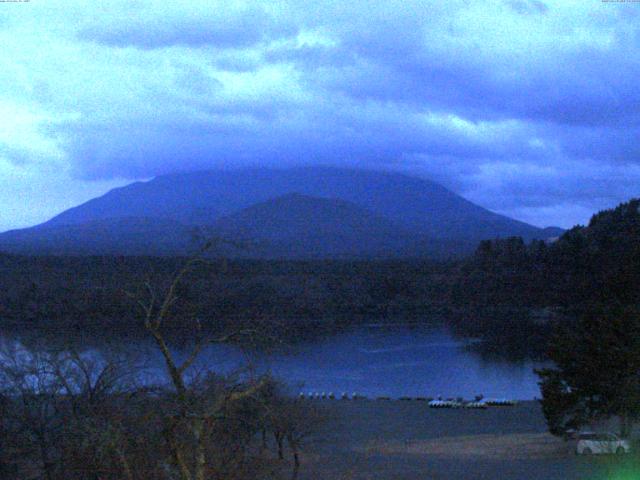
[463,401,488,409]
[428,399,462,408]
[484,398,518,406]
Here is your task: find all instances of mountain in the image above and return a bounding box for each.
[39,167,544,239]
[0,217,202,256]
[0,166,558,258]
[541,226,565,238]
[213,193,412,258]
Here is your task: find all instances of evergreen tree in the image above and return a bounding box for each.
[537,305,640,437]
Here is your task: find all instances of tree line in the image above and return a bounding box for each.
[0,255,452,341]
[452,199,640,311]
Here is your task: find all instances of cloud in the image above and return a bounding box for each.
[78,5,298,50]
[0,0,639,229]
[0,101,68,166]
[288,5,640,128]
[506,0,549,15]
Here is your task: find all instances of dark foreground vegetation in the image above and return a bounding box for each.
[0,257,325,480]
[538,305,640,438]
[0,345,322,480]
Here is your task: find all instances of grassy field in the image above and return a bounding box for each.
[294,400,640,479]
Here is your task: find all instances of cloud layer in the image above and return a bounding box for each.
[1,0,639,230]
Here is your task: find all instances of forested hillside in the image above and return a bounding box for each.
[453,199,640,308]
[448,199,640,354]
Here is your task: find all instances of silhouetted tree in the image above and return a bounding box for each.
[537,305,640,437]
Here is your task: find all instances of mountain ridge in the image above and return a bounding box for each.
[0,167,562,258]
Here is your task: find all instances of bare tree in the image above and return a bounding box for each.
[127,247,269,480]
[0,341,140,480]
[262,382,325,479]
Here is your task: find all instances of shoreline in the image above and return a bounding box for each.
[297,400,633,479]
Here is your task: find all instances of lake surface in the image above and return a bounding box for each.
[146,324,544,400]
[3,324,544,399]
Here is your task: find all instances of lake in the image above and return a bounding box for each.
[2,323,544,400]
[144,324,545,400]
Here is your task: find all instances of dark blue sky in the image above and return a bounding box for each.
[1,0,639,231]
